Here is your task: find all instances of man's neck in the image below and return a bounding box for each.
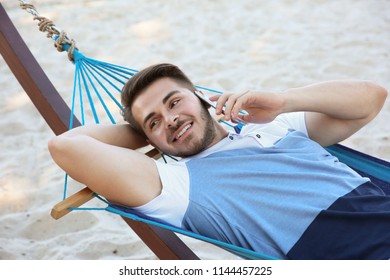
[209,121,229,147]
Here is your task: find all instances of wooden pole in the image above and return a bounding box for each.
[0,3,199,260]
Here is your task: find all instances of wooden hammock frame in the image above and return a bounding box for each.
[0,3,199,260]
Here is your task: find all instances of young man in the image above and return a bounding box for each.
[48,63,389,259]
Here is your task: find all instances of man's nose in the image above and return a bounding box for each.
[165,113,179,128]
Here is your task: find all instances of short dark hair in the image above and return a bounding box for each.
[121,63,196,136]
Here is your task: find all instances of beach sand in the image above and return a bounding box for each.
[1,0,389,260]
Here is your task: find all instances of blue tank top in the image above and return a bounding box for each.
[182,130,369,259]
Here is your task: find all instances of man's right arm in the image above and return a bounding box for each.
[57,123,148,149]
[48,124,162,207]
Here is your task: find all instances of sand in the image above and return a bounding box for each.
[0,0,389,260]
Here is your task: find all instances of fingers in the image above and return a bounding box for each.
[209,91,250,121]
[209,93,229,115]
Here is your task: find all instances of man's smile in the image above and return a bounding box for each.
[172,122,193,142]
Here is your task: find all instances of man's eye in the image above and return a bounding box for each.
[170,99,180,108]
[150,119,159,128]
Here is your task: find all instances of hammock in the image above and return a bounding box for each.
[1,2,389,260]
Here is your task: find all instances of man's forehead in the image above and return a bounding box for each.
[137,78,181,100]
[132,80,192,122]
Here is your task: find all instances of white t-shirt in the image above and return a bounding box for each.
[133,112,308,227]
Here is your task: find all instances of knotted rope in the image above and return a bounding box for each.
[19,1,78,62]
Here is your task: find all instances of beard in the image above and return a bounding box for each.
[166,106,217,158]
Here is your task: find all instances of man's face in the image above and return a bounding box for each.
[132,78,225,157]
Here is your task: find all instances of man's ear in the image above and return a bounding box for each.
[195,90,211,109]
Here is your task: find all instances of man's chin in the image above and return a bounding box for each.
[163,144,204,158]
[165,150,198,158]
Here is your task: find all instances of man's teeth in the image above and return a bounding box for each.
[176,124,192,139]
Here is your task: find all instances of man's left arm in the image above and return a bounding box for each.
[210,80,387,147]
[283,80,387,146]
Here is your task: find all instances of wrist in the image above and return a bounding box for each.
[281,87,310,114]
[280,89,295,114]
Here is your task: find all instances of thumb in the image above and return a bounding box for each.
[237,113,252,124]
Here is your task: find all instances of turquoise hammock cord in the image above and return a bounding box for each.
[19,1,390,260]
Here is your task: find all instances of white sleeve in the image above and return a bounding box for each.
[240,111,308,147]
[274,111,308,135]
[132,160,189,228]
